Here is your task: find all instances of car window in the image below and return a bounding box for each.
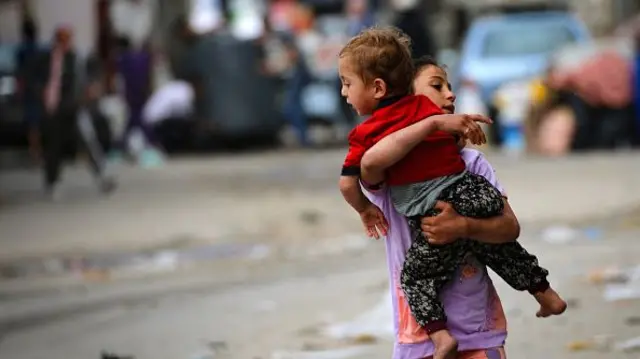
[481,22,577,58]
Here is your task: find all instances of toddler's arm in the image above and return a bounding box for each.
[361,113,491,184]
[339,175,371,213]
[339,176,388,239]
[340,128,389,239]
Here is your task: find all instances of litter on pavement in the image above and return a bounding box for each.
[566,335,613,352]
[270,346,370,359]
[540,225,605,244]
[324,292,394,340]
[101,351,134,359]
[600,265,640,301]
[614,336,640,352]
[540,225,581,244]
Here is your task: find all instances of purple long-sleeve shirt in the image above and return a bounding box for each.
[364,149,508,359]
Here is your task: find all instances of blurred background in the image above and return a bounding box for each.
[1,0,640,358]
[0,0,638,156]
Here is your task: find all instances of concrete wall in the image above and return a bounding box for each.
[31,0,96,54]
[0,1,22,43]
[0,0,96,52]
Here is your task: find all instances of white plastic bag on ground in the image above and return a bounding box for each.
[324,291,394,339]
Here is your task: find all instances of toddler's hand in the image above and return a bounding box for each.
[359,203,389,240]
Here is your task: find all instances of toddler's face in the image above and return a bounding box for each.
[413,65,456,114]
[338,56,380,116]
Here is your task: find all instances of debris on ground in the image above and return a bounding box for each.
[540,225,606,244]
[566,335,612,352]
[349,334,378,345]
[299,210,324,225]
[324,292,393,340]
[540,226,580,244]
[614,336,640,352]
[270,346,369,359]
[82,268,111,282]
[565,298,580,309]
[604,283,640,301]
[625,316,640,326]
[588,267,629,284]
[101,351,134,359]
[587,265,640,301]
[191,341,229,359]
[582,227,603,241]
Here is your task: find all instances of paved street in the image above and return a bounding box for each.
[2,149,640,259]
[1,149,640,359]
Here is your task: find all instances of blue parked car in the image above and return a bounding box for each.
[452,11,591,146]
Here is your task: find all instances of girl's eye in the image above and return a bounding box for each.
[431,84,443,90]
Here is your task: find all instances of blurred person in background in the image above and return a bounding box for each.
[345,0,375,36]
[391,0,437,59]
[635,34,640,140]
[525,51,635,155]
[83,51,117,158]
[16,18,42,164]
[279,3,317,147]
[524,66,576,156]
[167,15,197,81]
[37,26,115,200]
[553,52,633,151]
[77,56,117,194]
[113,37,164,167]
[337,0,376,127]
[142,78,195,150]
[268,0,298,33]
[615,14,640,141]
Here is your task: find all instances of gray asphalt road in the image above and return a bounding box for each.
[1,150,640,359]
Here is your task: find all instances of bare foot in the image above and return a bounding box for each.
[534,287,567,318]
[431,329,458,359]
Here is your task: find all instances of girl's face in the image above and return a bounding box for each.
[413,65,456,114]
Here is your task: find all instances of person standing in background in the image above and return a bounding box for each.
[16,18,42,164]
[634,34,640,143]
[37,26,115,200]
[391,0,437,59]
[345,0,375,36]
[280,3,316,147]
[114,37,164,167]
[337,0,375,128]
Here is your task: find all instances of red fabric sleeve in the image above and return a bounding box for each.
[405,95,444,125]
[341,126,367,176]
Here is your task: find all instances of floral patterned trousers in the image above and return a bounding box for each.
[401,172,549,333]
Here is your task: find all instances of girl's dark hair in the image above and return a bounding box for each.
[411,56,445,94]
[413,55,441,73]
